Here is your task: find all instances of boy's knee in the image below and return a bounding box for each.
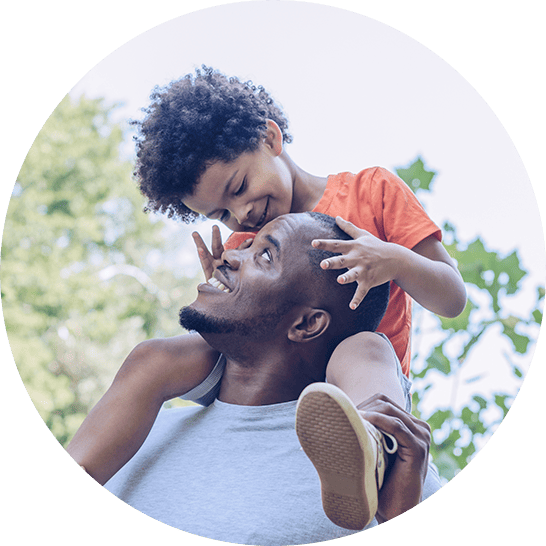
[326,332,397,381]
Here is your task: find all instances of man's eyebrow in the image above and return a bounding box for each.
[265,234,281,257]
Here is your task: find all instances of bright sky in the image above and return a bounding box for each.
[67,1,545,411]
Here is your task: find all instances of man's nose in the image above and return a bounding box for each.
[221,248,242,270]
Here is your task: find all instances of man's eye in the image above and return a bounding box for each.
[261,249,272,262]
[234,178,247,197]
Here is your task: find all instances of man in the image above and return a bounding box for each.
[104,212,441,545]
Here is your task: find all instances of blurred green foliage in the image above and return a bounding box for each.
[396,158,543,480]
[1,96,199,445]
[0,100,542,482]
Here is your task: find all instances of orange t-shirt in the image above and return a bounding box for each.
[225,167,441,376]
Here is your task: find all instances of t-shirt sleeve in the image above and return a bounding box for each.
[370,167,441,249]
[224,231,257,250]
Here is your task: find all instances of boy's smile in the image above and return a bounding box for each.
[183,141,294,233]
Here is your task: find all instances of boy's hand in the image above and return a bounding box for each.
[311,216,399,310]
[192,225,225,280]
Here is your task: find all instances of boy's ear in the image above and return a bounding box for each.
[263,119,284,157]
[287,309,331,343]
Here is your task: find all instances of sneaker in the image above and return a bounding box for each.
[295,383,397,530]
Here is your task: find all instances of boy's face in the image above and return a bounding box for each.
[183,141,294,233]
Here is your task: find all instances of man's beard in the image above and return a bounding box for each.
[178,305,290,338]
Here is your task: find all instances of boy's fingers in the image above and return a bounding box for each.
[320,254,349,270]
[335,216,367,238]
[349,284,369,310]
[336,266,362,285]
[312,238,349,251]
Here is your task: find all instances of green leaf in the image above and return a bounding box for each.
[448,238,527,312]
[428,408,453,429]
[513,366,523,378]
[395,157,436,193]
[500,316,531,354]
[425,344,451,375]
[494,394,512,418]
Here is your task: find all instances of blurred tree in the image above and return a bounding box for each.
[397,158,543,480]
[1,95,199,446]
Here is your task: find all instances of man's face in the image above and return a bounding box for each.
[182,142,294,233]
[179,214,316,343]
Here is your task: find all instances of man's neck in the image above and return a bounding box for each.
[217,351,325,406]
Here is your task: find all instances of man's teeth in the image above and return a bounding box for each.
[207,277,231,293]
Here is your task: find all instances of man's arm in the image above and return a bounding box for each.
[66,334,220,485]
[357,394,433,523]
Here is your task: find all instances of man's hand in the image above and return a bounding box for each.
[311,217,400,310]
[193,225,225,281]
[192,226,253,280]
[357,394,431,523]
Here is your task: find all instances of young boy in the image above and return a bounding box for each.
[67,66,466,529]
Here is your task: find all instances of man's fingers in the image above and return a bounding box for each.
[357,393,431,439]
[192,231,215,280]
[211,225,224,259]
[192,231,207,250]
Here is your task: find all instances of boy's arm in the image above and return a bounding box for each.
[66,334,220,485]
[313,217,466,317]
[397,233,467,317]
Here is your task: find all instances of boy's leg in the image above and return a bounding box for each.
[326,331,406,409]
[296,332,407,530]
[67,334,220,485]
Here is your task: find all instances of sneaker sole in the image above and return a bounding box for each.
[296,383,377,530]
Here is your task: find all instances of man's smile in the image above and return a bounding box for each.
[198,266,234,295]
[207,277,231,293]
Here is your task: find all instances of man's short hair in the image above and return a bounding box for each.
[132,66,292,223]
[305,212,390,337]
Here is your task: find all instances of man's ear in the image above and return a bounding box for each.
[287,309,331,343]
[263,119,284,157]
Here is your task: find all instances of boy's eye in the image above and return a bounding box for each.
[234,178,247,197]
[220,210,231,222]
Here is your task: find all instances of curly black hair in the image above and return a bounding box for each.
[131,66,293,223]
